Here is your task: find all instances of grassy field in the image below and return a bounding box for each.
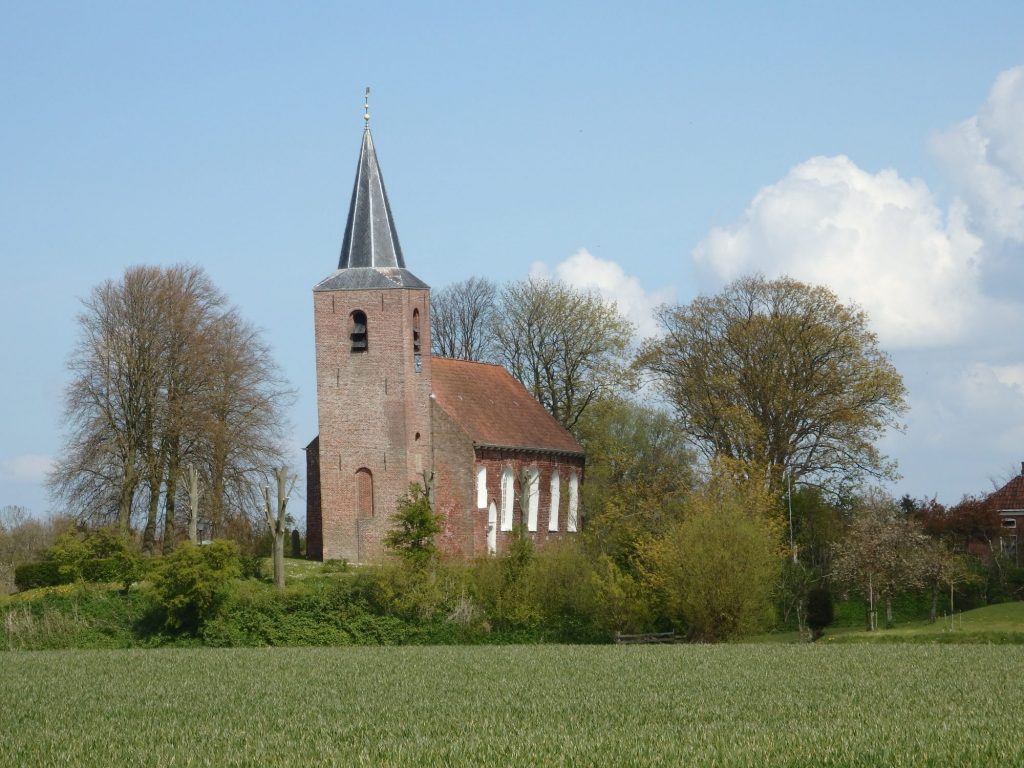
[2,645,1022,767]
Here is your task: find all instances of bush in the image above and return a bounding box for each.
[48,528,141,588]
[384,483,441,567]
[14,560,66,591]
[148,540,241,633]
[806,586,834,640]
[321,559,350,574]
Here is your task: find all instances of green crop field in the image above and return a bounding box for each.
[1,645,1022,767]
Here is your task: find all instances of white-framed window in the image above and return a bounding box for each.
[500,468,514,531]
[567,471,579,532]
[525,468,540,532]
[548,472,560,532]
[476,465,487,509]
[1002,517,1017,529]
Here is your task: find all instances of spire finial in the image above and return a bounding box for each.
[363,86,370,128]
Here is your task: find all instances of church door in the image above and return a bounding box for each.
[487,501,497,554]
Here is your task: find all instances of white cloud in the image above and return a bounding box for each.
[692,155,984,348]
[932,65,1024,244]
[530,249,674,338]
[0,454,54,484]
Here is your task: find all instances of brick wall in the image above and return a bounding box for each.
[312,285,433,562]
[430,399,477,558]
[472,447,586,556]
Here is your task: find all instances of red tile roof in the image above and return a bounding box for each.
[987,469,1024,511]
[431,358,584,455]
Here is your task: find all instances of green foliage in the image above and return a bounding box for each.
[383,484,441,567]
[14,560,66,591]
[806,586,834,640]
[147,540,241,632]
[575,397,694,569]
[321,558,350,574]
[639,459,782,641]
[3,646,1024,765]
[48,528,141,588]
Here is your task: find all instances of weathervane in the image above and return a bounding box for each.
[363,86,370,128]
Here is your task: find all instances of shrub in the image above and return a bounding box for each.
[14,560,65,591]
[384,483,441,567]
[48,528,141,588]
[806,586,834,640]
[148,540,241,633]
[321,558,350,574]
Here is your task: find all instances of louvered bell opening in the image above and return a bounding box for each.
[350,312,368,353]
[413,328,421,352]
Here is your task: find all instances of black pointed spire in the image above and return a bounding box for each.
[337,125,405,270]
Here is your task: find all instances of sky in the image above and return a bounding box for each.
[2,1,1023,517]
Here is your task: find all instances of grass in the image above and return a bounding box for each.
[1,645,1022,767]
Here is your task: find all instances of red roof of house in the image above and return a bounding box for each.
[431,358,584,455]
[987,468,1024,511]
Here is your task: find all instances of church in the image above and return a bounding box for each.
[305,116,585,563]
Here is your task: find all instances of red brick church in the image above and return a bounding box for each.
[305,120,585,563]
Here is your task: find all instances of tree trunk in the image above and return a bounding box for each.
[884,595,893,628]
[141,473,160,555]
[263,467,290,591]
[930,583,938,623]
[116,460,138,534]
[867,574,876,631]
[273,530,285,590]
[163,446,179,552]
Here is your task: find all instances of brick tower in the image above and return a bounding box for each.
[305,118,433,563]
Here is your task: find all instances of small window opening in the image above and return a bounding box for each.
[412,309,421,352]
[350,310,368,352]
[1003,518,1018,529]
[356,468,374,518]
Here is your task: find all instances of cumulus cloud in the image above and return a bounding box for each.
[932,65,1024,244]
[530,248,674,338]
[692,155,984,348]
[0,454,54,484]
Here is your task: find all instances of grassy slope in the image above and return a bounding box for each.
[1,645,1023,767]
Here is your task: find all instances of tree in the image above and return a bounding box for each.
[639,275,907,495]
[638,458,782,641]
[574,397,695,569]
[493,278,634,431]
[430,277,498,361]
[384,483,442,568]
[261,466,294,590]
[49,265,293,548]
[831,491,927,630]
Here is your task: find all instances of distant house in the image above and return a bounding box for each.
[984,462,1024,565]
[304,119,585,563]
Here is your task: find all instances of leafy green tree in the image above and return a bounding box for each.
[148,539,241,632]
[806,586,834,640]
[639,458,782,641]
[575,397,695,569]
[639,275,907,495]
[384,484,442,568]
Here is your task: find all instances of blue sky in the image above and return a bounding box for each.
[3,2,1024,516]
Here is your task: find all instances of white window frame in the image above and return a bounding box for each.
[476,465,487,509]
[567,471,579,532]
[500,468,514,531]
[526,468,540,532]
[548,472,560,532]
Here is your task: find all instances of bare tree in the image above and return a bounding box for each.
[492,279,634,431]
[430,277,498,361]
[49,265,293,549]
[262,466,295,590]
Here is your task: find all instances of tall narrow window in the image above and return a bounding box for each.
[355,468,374,518]
[548,472,560,532]
[525,468,540,532]
[476,465,487,509]
[500,468,514,531]
[412,309,421,352]
[350,310,368,352]
[567,472,579,532]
